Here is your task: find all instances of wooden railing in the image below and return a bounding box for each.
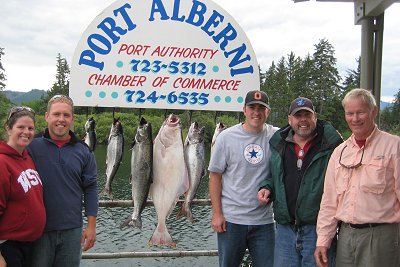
[82,199,215,259]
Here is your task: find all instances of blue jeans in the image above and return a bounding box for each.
[30,227,83,267]
[217,221,275,267]
[274,224,336,267]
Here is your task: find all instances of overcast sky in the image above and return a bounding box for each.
[1,0,399,102]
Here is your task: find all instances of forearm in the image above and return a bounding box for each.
[86,215,97,230]
[209,172,223,215]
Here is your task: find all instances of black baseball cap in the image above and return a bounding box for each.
[245,90,270,108]
[289,97,315,115]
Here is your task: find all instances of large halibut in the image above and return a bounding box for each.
[149,114,188,247]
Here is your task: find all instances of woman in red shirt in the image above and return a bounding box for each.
[0,107,46,267]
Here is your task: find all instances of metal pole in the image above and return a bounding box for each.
[374,13,384,124]
[360,16,374,91]
[82,250,219,259]
[99,199,211,208]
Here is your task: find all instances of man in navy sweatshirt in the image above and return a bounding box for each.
[28,95,98,267]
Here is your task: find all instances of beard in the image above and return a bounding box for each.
[294,125,315,139]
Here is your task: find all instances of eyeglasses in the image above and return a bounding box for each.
[339,145,364,169]
[49,94,73,103]
[7,106,36,121]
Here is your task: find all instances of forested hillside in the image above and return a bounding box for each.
[0,41,399,141]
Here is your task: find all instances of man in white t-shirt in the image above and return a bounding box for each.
[209,90,278,267]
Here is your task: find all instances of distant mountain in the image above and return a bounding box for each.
[380,101,392,110]
[3,89,47,104]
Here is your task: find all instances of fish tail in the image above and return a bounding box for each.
[103,184,113,200]
[132,217,142,229]
[120,215,142,229]
[176,203,194,223]
[175,206,187,220]
[148,224,175,247]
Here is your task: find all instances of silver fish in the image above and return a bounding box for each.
[104,117,124,199]
[149,114,189,247]
[84,117,97,152]
[121,117,153,229]
[176,122,205,222]
[211,122,226,156]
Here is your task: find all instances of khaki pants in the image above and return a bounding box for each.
[336,223,400,267]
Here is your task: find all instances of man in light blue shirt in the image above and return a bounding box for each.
[209,90,277,267]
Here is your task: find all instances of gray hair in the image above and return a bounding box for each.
[342,88,377,111]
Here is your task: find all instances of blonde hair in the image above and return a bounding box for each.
[47,95,74,113]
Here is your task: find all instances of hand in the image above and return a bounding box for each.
[81,216,96,252]
[211,213,226,233]
[81,226,96,252]
[314,246,328,267]
[0,251,6,267]
[257,188,271,205]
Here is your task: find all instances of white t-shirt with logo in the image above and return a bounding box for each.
[208,123,278,225]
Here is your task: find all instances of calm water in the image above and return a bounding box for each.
[81,144,219,267]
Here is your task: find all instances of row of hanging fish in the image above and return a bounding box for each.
[83,115,227,247]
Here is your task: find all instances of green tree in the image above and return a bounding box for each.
[342,56,361,92]
[297,54,316,99]
[259,65,265,85]
[0,47,11,133]
[266,57,291,127]
[262,62,278,122]
[51,53,70,97]
[286,52,307,100]
[380,88,400,135]
[39,53,71,113]
[311,39,342,117]
[0,47,6,90]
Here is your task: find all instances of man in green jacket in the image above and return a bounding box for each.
[258,97,342,267]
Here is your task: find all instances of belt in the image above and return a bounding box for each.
[343,222,386,229]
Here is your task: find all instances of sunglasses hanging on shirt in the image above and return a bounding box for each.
[297,148,304,169]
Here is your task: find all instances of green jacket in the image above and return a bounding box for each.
[260,120,342,226]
